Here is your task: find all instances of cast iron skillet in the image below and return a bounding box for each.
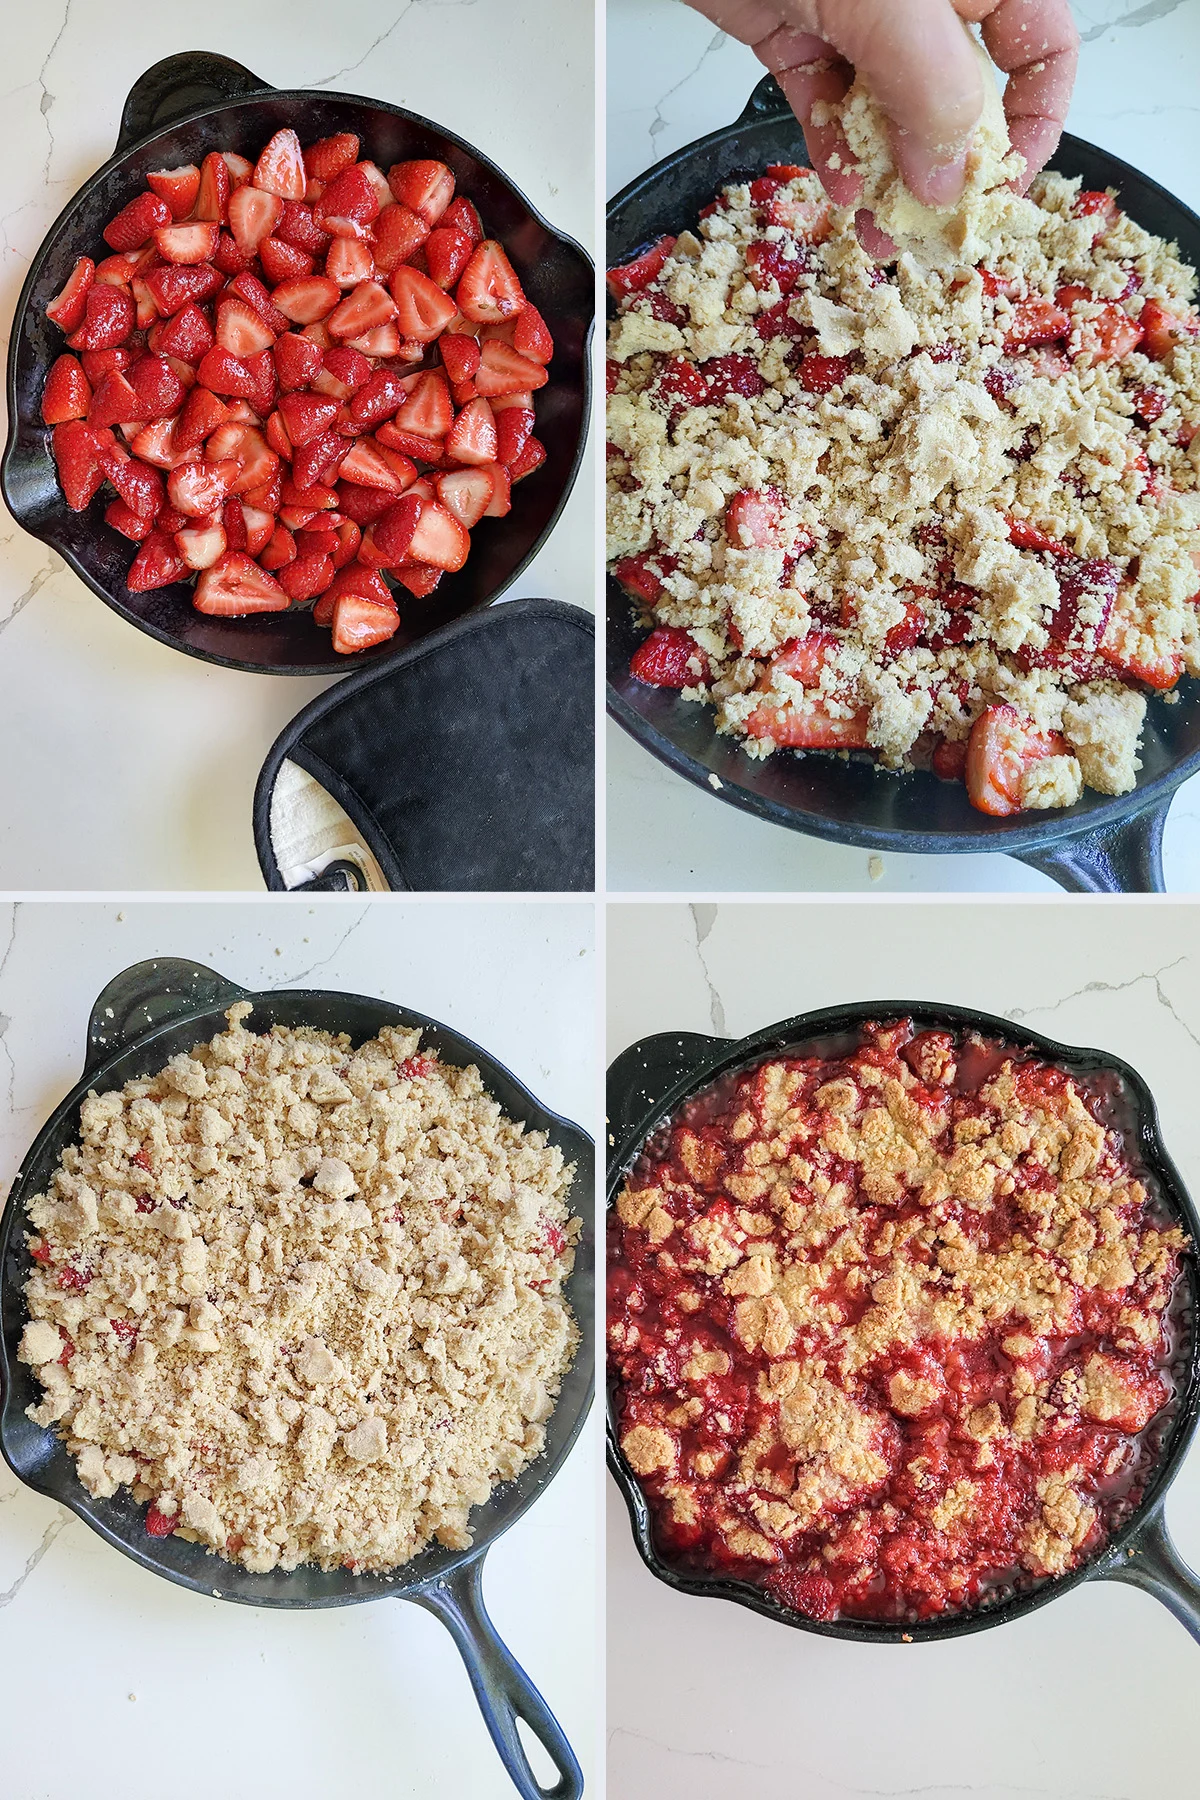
[607,1001,1200,1644]
[606,75,1200,892]
[2,50,593,676]
[0,957,594,1800]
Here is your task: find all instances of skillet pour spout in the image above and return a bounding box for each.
[0,958,594,1800]
[605,76,1200,891]
[606,1005,1200,1645]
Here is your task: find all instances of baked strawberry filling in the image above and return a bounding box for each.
[607,165,1200,814]
[609,1021,1187,1624]
[41,131,552,654]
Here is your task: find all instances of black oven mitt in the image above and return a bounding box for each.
[254,599,594,892]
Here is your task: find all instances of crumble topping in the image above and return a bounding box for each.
[607,144,1200,816]
[608,1021,1186,1624]
[19,1005,579,1574]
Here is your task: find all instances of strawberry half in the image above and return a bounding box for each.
[41,355,92,425]
[193,551,289,614]
[306,133,360,183]
[147,164,201,219]
[331,589,401,652]
[67,284,135,350]
[46,256,95,331]
[154,222,220,265]
[253,129,307,201]
[52,421,106,509]
[195,152,231,223]
[228,185,283,255]
[389,265,458,342]
[457,240,525,324]
[315,164,381,238]
[127,531,188,590]
[103,192,172,252]
[437,465,495,528]
[272,276,341,324]
[387,159,455,225]
[475,339,548,397]
[373,204,429,274]
[327,280,395,341]
[143,262,224,315]
[394,370,453,439]
[445,397,497,466]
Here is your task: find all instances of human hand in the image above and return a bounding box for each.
[682,0,1079,208]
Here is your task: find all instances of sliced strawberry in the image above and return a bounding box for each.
[342,367,402,428]
[726,486,785,550]
[126,354,186,418]
[439,334,481,384]
[127,531,187,590]
[337,438,408,492]
[389,562,438,598]
[965,704,1072,814]
[278,548,336,602]
[931,738,968,782]
[1008,517,1070,555]
[228,185,282,254]
[372,202,429,275]
[98,440,166,520]
[1072,189,1120,237]
[192,551,289,614]
[326,238,374,287]
[278,390,341,444]
[440,196,482,246]
[86,368,143,428]
[305,133,360,182]
[152,221,219,266]
[372,493,423,562]
[196,345,257,398]
[105,496,157,540]
[425,226,473,291]
[457,239,524,324]
[336,480,397,524]
[314,345,372,400]
[1139,297,1200,362]
[1133,386,1168,424]
[144,261,223,315]
[1099,589,1184,688]
[291,432,350,489]
[394,370,453,439]
[508,436,545,482]
[328,280,395,341]
[214,296,275,358]
[270,330,324,393]
[445,397,498,466]
[270,275,340,326]
[388,264,457,342]
[332,589,400,652]
[387,159,455,225]
[167,458,239,518]
[315,163,381,237]
[1003,299,1070,349]
[259,523,297,569]
[435,465,494,528]
[495,403,534,466]
[148,302,210,364]
[223,426,279,495]
[606,235,676,300]
[67,284,135,351]
[348,322,407,357]
[253,129,306,201]
[629,625,706,687]
[146,164,200,219]
[129,417,191,467]
[195,152,231,223]
[1075,301,1143,364]
[221,496,249,551]
[404,499,468,571]
[746,695,869,747]
[176,519,227,569]
[91,253,135,290]
[103,191,171,252]
[474,339,548,398]
[46,256,95,331]
[276,200,330,255]
[483,463,511,517]
[512,303,553,366]
[41,355,92,425]
[322,561,394,610]
[796,354,851,395]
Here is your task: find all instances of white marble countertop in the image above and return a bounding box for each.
[0,898,595,1798]
[607,897,1200,1798]
[0,0,595,891]
[606,0,1200,893]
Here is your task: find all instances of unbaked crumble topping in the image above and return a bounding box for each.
[608,1021,1186,1623]
[19,1005,579,1574]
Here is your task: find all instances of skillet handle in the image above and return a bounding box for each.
[1099,1505,1200,1642]
[735,74,793,126]
[84,958,249,1080]
[1010,799,1168,892]
[116,52,272,155]
[408,1555,582,1800]
[607,1030,728,1169]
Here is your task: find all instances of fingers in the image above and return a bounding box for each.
[978,0,1080,188]
[755,27,863,206]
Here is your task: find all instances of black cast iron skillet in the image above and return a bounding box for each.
[607,1001,1200,1644]
[0,958,594,1800]
[606,75,1200,891]
[2,50,593,676]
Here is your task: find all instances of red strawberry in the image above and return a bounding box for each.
[151,302,214,362]
[347,322,407,357]
[93,252,137,288]
[242,349,278,417]
[441,196,482,246]
[345,367,406,427]
[394,370,453,440]
[965,704,1071,815]
[87,369,147,428]
[439,334,481,385]
[494,402,534,466]
[323,562,394,611]
[474,339,548,399]
[174,385,230,450]
[513,303,553,365]
[105,496,157,540]
[393,562,442,597]
[46,256,95,331]
[372,202,429,274]
[212,230,256,275]
[1072,189,1119,237]
[127,531,187,590]
[313,345,371,398]
[327,280,396,342]
[436,465,495,527]
[128,418,189,466]
[278,391,341,444]
[1133,386,1168,424]
[326,238,374,287]
[176,519,228,569]
[260,523,297,569]
[228,185,282,254]
[445,397,497,466]
[305,133,360,182]
[101,445,164,523]
[701,354,765,403]
[278,548,336,601]
[338,439,409,492]
[41,355,92,424]
[315,164,381,237]
[195,152,231,223]
[630,626,706,687]
[337,481,397,524]
[168,458,240,516]
[797,354,852,393]
[192,551,289,614]
[291,432,350,489]
[425,226,473,291]
[1140,297,1200,361]
[196,346,258,398]
[217,296,277,357]
[387,159,455,225]
[277,200,330,255]
[103,191,171,251]
[332,589,400,652]
[254,129,306,201]
[222,496,249,551]
[388,265,458,342]
[272,275,341,324]
[726,486,785,549]
[1003,299,1070,349]
[81,347,134,384]
[483,462,511,516]
[143,262,223,315]
[457,240,524,323]
[508,436,546,482]
[258,237,313,285]
[404,499,469,571]
[606,235,676,299]
[147,164,201,219]
[52,421,106,509]
[372,494,424,562]
[67,284,135,350]
[273,331,325,392]
[153,222,220,265]
[126,354,187,417]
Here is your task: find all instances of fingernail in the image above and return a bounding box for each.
[897,143,969,209]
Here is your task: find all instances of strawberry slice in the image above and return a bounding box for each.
[315,163,381,237]
[494,402,534,466]
[1075,301,1143,364]
[1099,588,1184,688]
[445,397,498,466]
[153,222,220,265]
[965,704,1072,814]
[254,129,306,200]
[228,185,283,254]
[278,548,336,602]
[222,152,253,188]
[436,465,495,527]
[169,458,241,517]
[277,200,330,255]
[387,159,455,225]
[439,334,481,385]
[474,339,548,397]
[195,152,231,223]
[1072,189,1120,238]
[127,531,187,590]
[291,432,350,488]
[41,355,92,424]
[726,486,785,549]
[143,262,223,315]
[176,520,228,569]
[273,331,325,391]
[394,370,453,439]
[258,237,313,285]
[406,499,469,571]
[372,202,429,274]
[53,421,106,509]
[326,238,374,287]
[1007,517,1069,555]
[46,256,95,331]
[332,589,401,652]
[606,236,676,299]
[260,523,297,569]
[67,284,135,350]
[338,438,409,492]
[315,345,372,398]
[147,164,201,219]
[348,367,408,427]
[97,441,164,523]
[441,196,482,246]
[1139,297,1200,361]
[93,252,138,289]
[306,133,360,182]
[126,354,187,418]
[512,304,553,365]
[193,551,290,614]
[508,436,545,482]
[81,347,135,385]
[373,493,423,562]
[103,191,171,252]
[328,280,395,341]
[196,346,258,399]
[216,296,277,358]
[389,265,458,341]
[483,464,511,517]
[278,391,341,444]
[347,322,408,358]
[129,417,191,467]
[425,226,473,291]
[105,496,157,540]
[87,368,146,428]
[457,239,525,323]
[746,695,869,747]
[392,562,441,597]
[630,625,706,687]
[150,302,214,363]
[337,481,397,525]
[271,275,341,324]
[1004,299,1070,349]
